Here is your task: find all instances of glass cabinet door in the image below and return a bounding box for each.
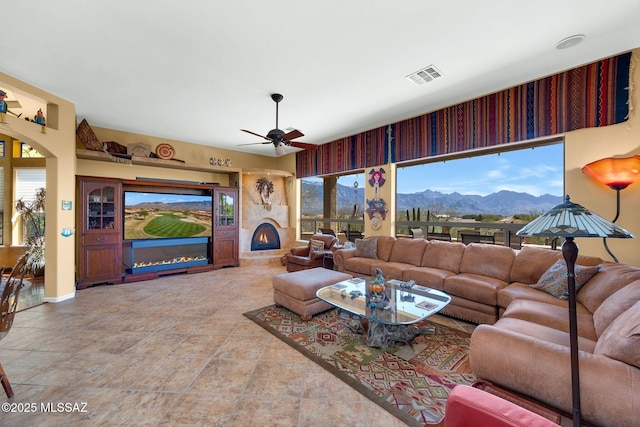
[87,186,116,230]
[216,191,235,227]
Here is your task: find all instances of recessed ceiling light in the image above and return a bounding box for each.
[556,34,585,50]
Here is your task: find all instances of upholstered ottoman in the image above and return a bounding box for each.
[272,267,353,320]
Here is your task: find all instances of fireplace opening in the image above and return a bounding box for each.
[124,237,209,274]
[251,223,280,251]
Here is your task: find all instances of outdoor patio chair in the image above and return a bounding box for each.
[342,229,363,243]
[318,228,336,236]
[426,232,452,241]
[461,233,495,245]
[410,228,425,239]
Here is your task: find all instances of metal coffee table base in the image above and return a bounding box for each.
[346,317,436,348]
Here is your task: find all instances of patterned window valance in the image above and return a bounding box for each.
[296,51,631,178]
[296,127,388,178]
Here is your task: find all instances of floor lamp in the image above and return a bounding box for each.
[582,155,640,262]
[516,195,634,427]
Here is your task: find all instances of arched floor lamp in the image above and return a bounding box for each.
[582,155,640,262]
[516,195,634,427]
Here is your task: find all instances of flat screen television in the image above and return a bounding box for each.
[123,191,213,240]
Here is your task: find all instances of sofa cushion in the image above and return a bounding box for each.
[343,257,381,276]
[594,301,640,369]
[381,262,419,280]
[498,282,569,311]
[578,262,640,314]
[309,239,325,252]
[421,240,465,273]
[444,273,509,306]
[389,238,427,266]
[459,243,515,282]
[403,267,456,291]
[501,299,597,340]
[593,280,640,337]
[376,236,397,262]
[509,246,562,284]
[478,317,598,354]
[309,233,338,250]
[355,237,377,259]
[531,259,599,300]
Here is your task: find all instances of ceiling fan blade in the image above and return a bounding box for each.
[289,141,318,151]
[238,141,272,146]
[283,129,304,141]
[240,129,270,140]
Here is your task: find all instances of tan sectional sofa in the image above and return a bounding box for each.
[334,237,600,324]
[334,237,640,426]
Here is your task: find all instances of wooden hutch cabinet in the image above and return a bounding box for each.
[213,187,239,269]
[76,176,123,289]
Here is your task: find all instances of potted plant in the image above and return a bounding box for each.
[15,187,46,275]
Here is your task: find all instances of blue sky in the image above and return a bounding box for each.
[124,192,211,207]
[330,143,564,197]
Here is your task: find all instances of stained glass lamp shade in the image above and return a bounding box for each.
[516,195,634,239]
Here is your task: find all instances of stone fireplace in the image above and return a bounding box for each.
[240,172,296,266]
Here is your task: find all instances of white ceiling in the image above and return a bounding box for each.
[2,1,640,157]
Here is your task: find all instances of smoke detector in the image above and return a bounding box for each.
[406,65,443,85]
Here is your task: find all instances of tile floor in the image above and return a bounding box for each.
[0,264,475,426]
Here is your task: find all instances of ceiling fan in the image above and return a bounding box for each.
[240,93,317,155]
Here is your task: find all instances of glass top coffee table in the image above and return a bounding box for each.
[316,277,451,348]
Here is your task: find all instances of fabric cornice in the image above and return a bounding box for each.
[296,51,632,178]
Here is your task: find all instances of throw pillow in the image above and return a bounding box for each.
[355,237,378,259]
[309,239,325,252]
[530,259,599,299]
[594,301,640,369]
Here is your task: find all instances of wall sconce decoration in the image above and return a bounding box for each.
[255,177,274,210]
[582,155,640,262]
[366,168,388,223]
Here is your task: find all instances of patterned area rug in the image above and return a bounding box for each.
[244,305,475,426]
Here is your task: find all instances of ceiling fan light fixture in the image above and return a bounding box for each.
[274,145,286,156]
[555,34,585,50]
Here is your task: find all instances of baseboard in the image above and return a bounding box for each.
[44,292,76,303]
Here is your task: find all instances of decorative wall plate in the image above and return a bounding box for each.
[371,216,382,230]
[155,143,175,160]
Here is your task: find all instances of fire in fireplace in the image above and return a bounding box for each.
[251,223,281,251]
[125,237,209,274]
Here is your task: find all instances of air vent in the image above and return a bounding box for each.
[406,65,443,85]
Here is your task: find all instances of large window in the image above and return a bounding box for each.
[396,142,564,243]
[13,168,46,245]
[300,172,365,237]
